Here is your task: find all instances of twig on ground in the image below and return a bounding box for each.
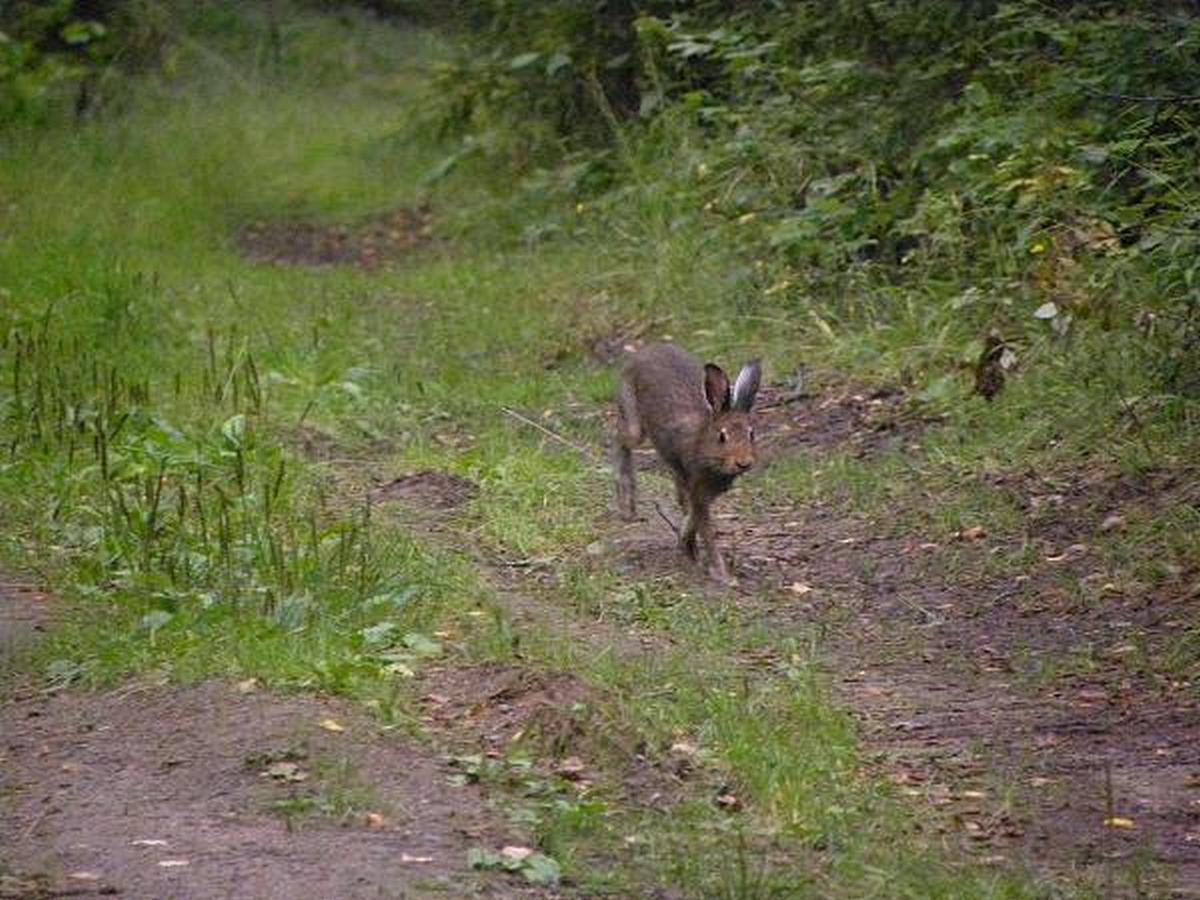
[496,556,556,569]
[499,406,601,461]
[652,500,681,538]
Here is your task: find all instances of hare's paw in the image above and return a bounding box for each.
[706,555,736,585]
[678,532,699,560]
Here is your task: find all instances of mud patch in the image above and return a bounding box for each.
[236,206,435,270]
[0,681,553,898]
[370,471,477,510]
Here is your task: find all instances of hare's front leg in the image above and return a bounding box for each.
[614,378,641,521]
[689,493,731,583]
[672,472,688,511]
[679,483,703,563]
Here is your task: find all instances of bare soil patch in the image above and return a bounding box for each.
[283,423,396,464]
[370,470,478,510]
[0,578,59,662]
[0,681,556,899]
[417,661,690,815]
[236,206,435,270]
[754,374,930,461]
[420,662,601,757]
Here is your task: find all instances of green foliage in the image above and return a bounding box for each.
[0,0,177,123]
[429,1,1200,412]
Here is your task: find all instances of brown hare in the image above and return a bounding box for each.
[614,343,762,582]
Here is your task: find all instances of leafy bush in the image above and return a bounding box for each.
[1,0,170,124]
[427,1,1200,405]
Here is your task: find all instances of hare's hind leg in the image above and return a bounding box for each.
[679,482,701,562]
[614,377,641,521]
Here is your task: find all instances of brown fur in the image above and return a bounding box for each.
[613,343,762,582]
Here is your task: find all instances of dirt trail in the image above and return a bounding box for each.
[0,590,557,899]
[602,376,1200,895]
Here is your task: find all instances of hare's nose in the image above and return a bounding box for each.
[736,458,753,471]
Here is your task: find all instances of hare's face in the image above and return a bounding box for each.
[697,410,757,478]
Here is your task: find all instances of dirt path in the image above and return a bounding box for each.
[601,378,1200,895]
[1,587,557,899]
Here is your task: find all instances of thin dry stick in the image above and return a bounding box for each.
[502,404,682,532]
[652,500,681,538]
[499,405,600,461]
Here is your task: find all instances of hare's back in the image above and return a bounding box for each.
[626,343,708,420]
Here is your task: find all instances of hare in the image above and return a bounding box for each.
[614,343,762,582]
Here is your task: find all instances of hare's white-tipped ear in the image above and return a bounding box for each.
[703,363,731,413]
[731,360,762,412]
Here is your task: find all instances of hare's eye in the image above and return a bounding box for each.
[749,427,756,442]
[718,428,728,443]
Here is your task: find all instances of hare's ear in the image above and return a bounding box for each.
[731,360,762,412]
[703,363,731,413]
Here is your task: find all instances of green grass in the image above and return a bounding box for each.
[1,3,1195,898]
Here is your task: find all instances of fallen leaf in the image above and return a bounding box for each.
[264,761,308,782]
[1100,514,1126,532]
[236,678,259,694]
[788,582,813,595]
[319,718,345,733]
[555,757,586,780]
[158,860,190,868]
[715,792,742,811]
[400,853,434,863]
[501,846,535,862]
[365,812,388,829]
[66,872,101,881]
[958,526,987,541]
[131,839,168,847]
[1104,817,1136,829]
